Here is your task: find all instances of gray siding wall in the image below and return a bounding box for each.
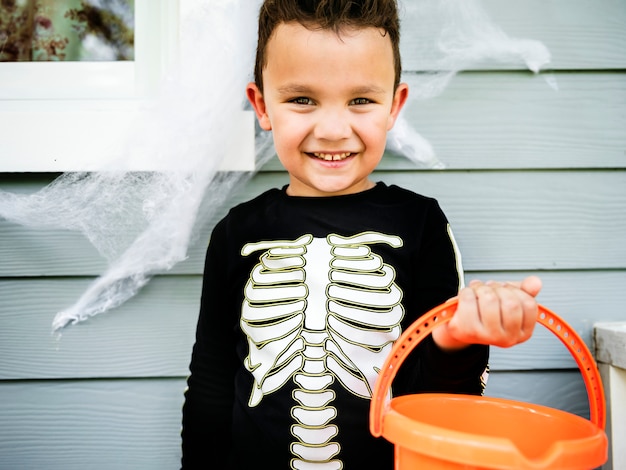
[1,1,625,468]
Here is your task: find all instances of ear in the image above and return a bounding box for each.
[387,82,409,130]
[246,82,272,131]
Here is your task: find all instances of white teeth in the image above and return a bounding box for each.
[313,152,351,161]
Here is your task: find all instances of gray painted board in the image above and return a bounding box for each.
[0,379,184,470]
[0,370,589,470]
[401,0,626,71]
[1,271,624,380]
[1,170,625,276]
[261,72,626,171]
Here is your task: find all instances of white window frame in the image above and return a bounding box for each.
[0,0,254,172]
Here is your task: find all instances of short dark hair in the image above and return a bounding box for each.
[254,0,402,92]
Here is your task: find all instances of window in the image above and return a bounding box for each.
[0,0,254,171]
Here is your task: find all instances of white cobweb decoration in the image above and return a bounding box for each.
[387,0,551,168]
[0,0,551,330]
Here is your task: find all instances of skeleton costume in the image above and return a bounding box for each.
[181,182,489,469]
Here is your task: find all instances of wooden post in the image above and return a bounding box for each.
[595,322,626,470]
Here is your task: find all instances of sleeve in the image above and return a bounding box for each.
[181,218,239,469]
[394,200,489,396]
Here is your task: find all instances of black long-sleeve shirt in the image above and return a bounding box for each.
[182,183,488,469]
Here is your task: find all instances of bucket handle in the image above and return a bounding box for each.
[370,299,606,437]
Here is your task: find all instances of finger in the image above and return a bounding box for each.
[469,279,506,289]
[473,284,505,339]
[512,286,539,338]
[433,288,481,350]
[520,275,542,297]
[495,286,525,346]
[448,287,482,336]
[499,284,538,343]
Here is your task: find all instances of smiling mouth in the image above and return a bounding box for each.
[311,152,354,161]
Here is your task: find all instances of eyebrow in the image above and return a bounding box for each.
[275,84,387,96]
[276,84,313,96]
[350,85,387,96]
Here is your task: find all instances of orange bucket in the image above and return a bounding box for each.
[370,300,608,469]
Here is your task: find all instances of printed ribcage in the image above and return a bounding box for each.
[241,232,404,468]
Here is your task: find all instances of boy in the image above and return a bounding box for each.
[181,0,541,468]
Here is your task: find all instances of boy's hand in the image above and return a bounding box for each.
[432,276,542,351]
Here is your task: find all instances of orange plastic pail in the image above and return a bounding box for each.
[370,300,608,469]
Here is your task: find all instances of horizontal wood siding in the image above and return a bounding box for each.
[401,0,626,71]
[0,379,185,470]
[263,72,626,171]
[0,371,589,470]
[0,0,623,468]
[2,170,626,275]
[1,271,625,381]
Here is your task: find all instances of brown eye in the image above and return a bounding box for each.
[351,98,371,105]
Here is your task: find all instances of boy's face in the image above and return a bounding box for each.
[247,22,408,197]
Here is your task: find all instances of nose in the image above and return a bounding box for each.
[313,106,352,141]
